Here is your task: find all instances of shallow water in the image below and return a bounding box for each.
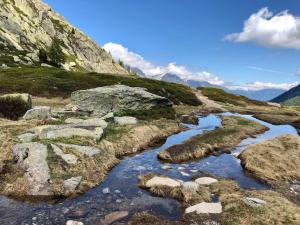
[0,114,298,225]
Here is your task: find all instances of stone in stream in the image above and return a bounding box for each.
[64,176,82,194]
[100,211,129,225]
[23,106,51,120]
[12,143,51,196]
[195,177,218,185]
[102,187,110,194]
[17,133,37,143]
[180,171,190,177]
[242,197,267,208]
[70,85,172,116]
[66,221,84,225]
[114,116,138,125]
[185,202,222,214]
[57,143,101,157]
[51,144,78,164]
[145,176,181,188]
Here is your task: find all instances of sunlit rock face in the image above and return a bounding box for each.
[0,0,128,74]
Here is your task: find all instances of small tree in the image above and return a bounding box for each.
[38,49,48,63]
[48,38,65,67]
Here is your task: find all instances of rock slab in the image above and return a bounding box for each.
[185,202,222,214]
[146,176,181,188]
[70,85,172,116]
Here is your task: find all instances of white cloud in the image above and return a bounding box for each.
[103,42,224,85]
[226,81,299,91]
[225,7,300,49]
[247,66,290,75]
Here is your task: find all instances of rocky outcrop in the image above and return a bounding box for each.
[70,85,173,116]
[12,142,51,196]
[0,0,127,74]
[23,106,51,120]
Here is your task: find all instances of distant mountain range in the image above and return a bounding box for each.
[272,84,300,105]
[159,73,285,101]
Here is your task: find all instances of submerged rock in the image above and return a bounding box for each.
[185,202,222,214]
[66,221,84,225]
[145,176,181,188]
[70,85,172,116]
[101,211,129,225]
[23,106,51,120]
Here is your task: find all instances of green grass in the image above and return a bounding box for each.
[0,66,201,106]
[116,107,176,121]
[198,87,268,107]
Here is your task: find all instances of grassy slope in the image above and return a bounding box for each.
[198,87,269,107]
[272,84,300,105]
[0,67,201,106]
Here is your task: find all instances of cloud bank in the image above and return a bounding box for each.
[103,42,224,85]
[225,8,300,49]
[103,42,297,91]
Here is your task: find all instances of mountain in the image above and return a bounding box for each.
[0,0,127,74]
[161,73,186,85]
[125,65,146,77]
[228,88,286,101]
[272,84,300,105]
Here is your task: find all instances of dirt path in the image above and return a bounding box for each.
[194,90,225,111]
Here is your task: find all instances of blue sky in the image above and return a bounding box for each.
[44,0,300,90]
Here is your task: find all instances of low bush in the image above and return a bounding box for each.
[0,96,29,120]
[116,107,176,121]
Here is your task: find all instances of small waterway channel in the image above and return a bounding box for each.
[0,113,298,225]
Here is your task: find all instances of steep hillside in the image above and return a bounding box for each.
[272,84,300,105]
[0,0,127,74]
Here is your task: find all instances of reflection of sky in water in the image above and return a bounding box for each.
[0,114,298,225]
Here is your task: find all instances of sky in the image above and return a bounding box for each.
[44,0,300,90]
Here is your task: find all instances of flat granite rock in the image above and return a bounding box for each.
[114,116,138,125]
[64,176,82,194]
[51,144,78,164]
[58,143,101,157]
[145,176,181,188]
[185,202,222,214]
[242,197,267,208]
[12,143,51,196]
[23,106,51,120]
[195,177,218,185]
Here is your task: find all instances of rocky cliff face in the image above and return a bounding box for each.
[0,0,128,74]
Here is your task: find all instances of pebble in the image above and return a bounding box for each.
[180,171,190,177]
[102,188,110,194]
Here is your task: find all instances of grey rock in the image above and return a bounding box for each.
[70,85,172,116]
[23,106,51,120]
[114,116,138,125]
[58,143,101,157]
[185,202,222,214]
[195,177,218,185]
[51,144,78,164]
[65,118,108,129]
[17,133,37,143]
[101,112,114,122]
[66,220,84,225]
[63,176,82,194]
[242,197,267,208]
[12,143,51,196]
[42,127,103,141]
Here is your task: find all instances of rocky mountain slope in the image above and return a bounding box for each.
[0,0,127,74]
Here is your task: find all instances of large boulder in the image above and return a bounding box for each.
[70,85,173,116]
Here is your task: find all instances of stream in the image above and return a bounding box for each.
[0,113,298,225]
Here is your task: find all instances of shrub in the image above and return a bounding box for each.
[0,96,29,120]
[48,38,65,67]
[38,49,48,63]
